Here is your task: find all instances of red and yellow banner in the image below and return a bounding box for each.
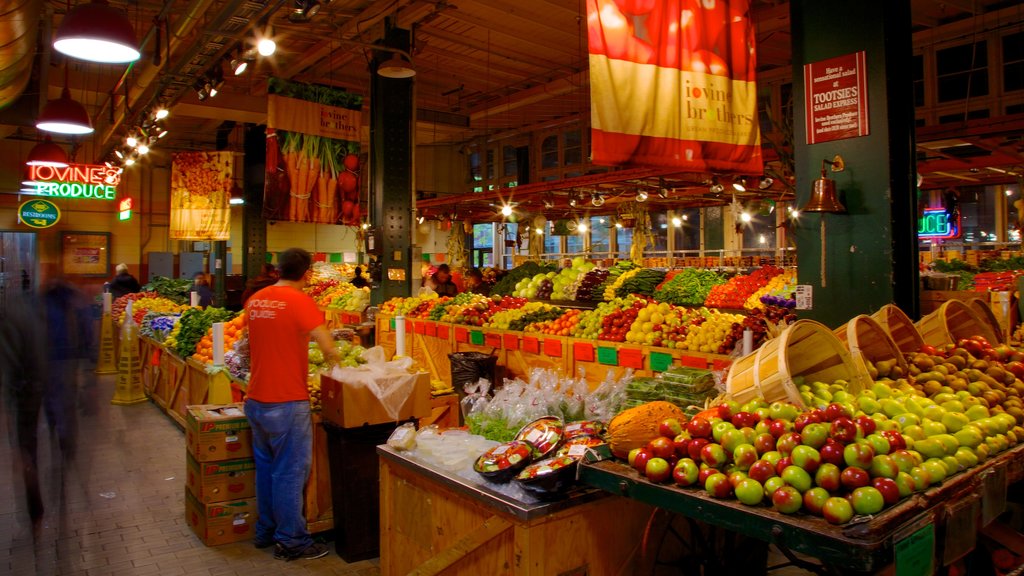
[169,151,232,241]
[586,0,762,173]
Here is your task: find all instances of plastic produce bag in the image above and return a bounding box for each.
[328,346,421,421]
[386,422,418,451]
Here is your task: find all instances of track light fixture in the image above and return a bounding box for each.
[154,108,169,120]
[568,193,578,208]
[709,179,725,195]
[230,51,248,76]
[288,0,323,23]
[591,193,605,207]
[732,177,746,192]
[758,176,773,190]
[636,189,648,203]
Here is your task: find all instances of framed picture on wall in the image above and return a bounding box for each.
[61,231,111,276]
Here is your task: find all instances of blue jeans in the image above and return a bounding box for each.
[245,399,312,551]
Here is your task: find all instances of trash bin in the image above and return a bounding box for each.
[448,352,499,397]
[322,420,404,562]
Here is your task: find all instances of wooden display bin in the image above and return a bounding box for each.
[503,332,569,382]
[569,339,652,390]
[645,345,734,374]
[305,412,333,533]
[379,447,655,576]
[451,326,507,376]
[410,319,454,387]
[139,336,162,398]
[162,353,190,427]
[419,393,460,429]
[185,358,234,408]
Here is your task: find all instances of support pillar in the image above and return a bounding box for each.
[791,0,919,326]
[369,26,414,304]
[243,124,268,282]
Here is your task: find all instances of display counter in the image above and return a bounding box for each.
[377,445,655,576]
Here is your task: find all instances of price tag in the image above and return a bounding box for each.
[567,444,588,457]
[543,338,562,357]
[650,351,673,372]
[573,342,594,362]
[982,466,1007,527]
[470,330,485,346]
[492,444,510,455]
[894,514,934,576]
[503,333,519,350]
[597,347,618,366]
[795,285,813,310]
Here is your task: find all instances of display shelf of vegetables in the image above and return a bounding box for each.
[140,312,179,343]
[192,313,247,364]
[703,266,784,309]
[744,268,798,310]
[142,276,195,305]
[654,268,726,307]
[119,296,187,325]
[172,307,237,359]
[112,292,159,323]
[490,261,559,296]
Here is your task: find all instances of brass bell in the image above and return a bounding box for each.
[802,155,846,213]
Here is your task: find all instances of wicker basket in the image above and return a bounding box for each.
[966,297,1005,345]
[870,304,925,354]
[726,320,869,407]
[834,315,908,379]
[915,299,1000,347]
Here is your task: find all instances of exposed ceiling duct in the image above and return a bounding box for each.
[0,0,41,110]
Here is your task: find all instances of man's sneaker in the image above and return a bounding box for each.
[254,538,275,549]
[273,542,330,561]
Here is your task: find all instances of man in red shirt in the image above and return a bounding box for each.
[245,248,339,561]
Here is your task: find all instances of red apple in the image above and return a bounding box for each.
[855,415,877,436]
[647,436,676,460]
[824,402,852,422]
[645,457,672,483]
[748,459,777,484]
[659,418,684,439]
[830,417,858,444]
[823,497,854,525]
[705,472,733,499]
[673,458,700,486]
[871,477,901,506]
[754,432,776,454]
[814,463,842,492]
[820,441,846,467]
[771,485,803,514]
[731,411,760,429]
[776,432,802,456]
[700,443,728,468]
[790,445,822,474]
[687,418,712,439]
[673,433,692,458]
[881,430,907,451]
[769,418,792,439]
[803,487,830,516]
[840,466,871,490]
[843,442,876,470]
[775,456,793,477]
[633,448,653,473]
[687,438,710,461]
[727,470,748,488]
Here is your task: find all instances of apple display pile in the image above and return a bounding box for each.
[618,384,1023,525]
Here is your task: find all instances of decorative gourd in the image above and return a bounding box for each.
[607,401,688,458]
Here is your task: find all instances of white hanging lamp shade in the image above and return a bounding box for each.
[54,0,140,64]
[26,136,70,167]
[37,86,94,135]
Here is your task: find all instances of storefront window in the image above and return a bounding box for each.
[740,209,777,251]
[503,145,517,178]
[590,216,610,256]
[1004,31,1024,92]
[544,231,561,256]
[673,209,701,252]
[472,223,494,268]
[650,212,669,254]
[617,226,633,259]
[1006,186,1022,242]
[503,223,519,269]
[565,129,582,166]
[959,186,997,243]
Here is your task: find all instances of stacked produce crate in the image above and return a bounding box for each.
[184,403,258,546]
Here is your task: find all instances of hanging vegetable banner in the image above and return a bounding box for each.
[264,78,363,226]
[586,0,762,174]
[169,151,232,240]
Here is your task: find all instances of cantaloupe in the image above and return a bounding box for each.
[607,401,688,458]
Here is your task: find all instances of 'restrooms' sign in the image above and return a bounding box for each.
[23,164,122,200]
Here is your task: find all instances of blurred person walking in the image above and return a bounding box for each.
[42,277,89,462]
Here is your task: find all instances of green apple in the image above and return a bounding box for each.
[769,401,800,422]
[781,465,813,493]
[771,485,803,514]
[902,425,926,441]
[823,496,854,524]
[735,478,764,506]
[870,455,900,479]
[763,476,787,499]
[920,419,947,437]
[871,382,894,399]
[894,413,921,429]
[803,487,830,516]
[942,455,963,475]
[910,466,933,490]
[890,450,919,474]
[882,399,906,418]
[850,486,885,515]
[865,433,891,455]
[857,395,881,416]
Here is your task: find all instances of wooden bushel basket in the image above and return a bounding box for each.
[870,304,925,354]
[915,299,1000,348]
[967,297,1006,344]
[726,320,868,407]
[834,315,908,380]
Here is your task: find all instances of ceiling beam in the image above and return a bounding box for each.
[438,10,579,59]
[469,71,588,122]
[460,2,582,47]
[416,45,535,81]
[415,25,576,75]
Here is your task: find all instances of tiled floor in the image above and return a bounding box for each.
[0,366,379,576]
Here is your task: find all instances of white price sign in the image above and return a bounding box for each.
[795,285,813,310]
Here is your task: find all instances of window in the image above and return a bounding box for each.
[502,145,518,178]
[541,135,559,169]
[939,109,990,123]
[936,41,988,102]
[566,233,584,255]
[472,223,494,268]
[544,230,561,256]
[469,151,481,183]
[590,216,611,256]
[650,212,669,254]
[673,209,701,252]
[1004,32,1024,92]
[912,54,925,108]
[486,149,495,180]
[616,226,633,259]
[564,129,583,166]
[740,209,777,251]
[503,223,519,269]
[958,186,996,244]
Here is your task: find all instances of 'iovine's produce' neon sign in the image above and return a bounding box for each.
[24,164,122,200]
[918,208,960,239]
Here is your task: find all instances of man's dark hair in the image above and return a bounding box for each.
[436,264,451,274]
[278,248,312,281]
[467,268,483,280]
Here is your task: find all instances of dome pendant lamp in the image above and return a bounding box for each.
[54,0,141,64]
[37,86,94,135]
[26,136,70,167]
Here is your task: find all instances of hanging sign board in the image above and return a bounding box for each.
[917,208,960,240]
[18,198,61,229]
[804,51,870,144]
[23,163,121,200]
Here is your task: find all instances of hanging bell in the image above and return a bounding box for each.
[802,156,846,213]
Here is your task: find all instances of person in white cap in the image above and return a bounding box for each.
[108,263,140,300]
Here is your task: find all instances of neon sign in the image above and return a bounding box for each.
[918,208,960,239]
[23,163,122,201]
[118,197,133,221]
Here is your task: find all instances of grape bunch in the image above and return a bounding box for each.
[535,279,554,299]
[575,268,609,301]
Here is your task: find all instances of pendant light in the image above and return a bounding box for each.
[37,68,94,135]
[54,0,140,64]
[377,55,416,78]
[26,136,70,167]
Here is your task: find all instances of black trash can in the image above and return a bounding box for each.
[448,351,499,398]
[321,421,402,562]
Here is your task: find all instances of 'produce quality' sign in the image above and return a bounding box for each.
[18,198,61,229]
[586,0,762,174]
[263,78,363,226]
[23,163,121,200]
[803,51,869,144]
[169,151,232,241]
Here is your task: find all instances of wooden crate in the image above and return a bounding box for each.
[162,353,190,427]
[306,412,333,533]
[139,336,162,398]
[503,333,569,382]
[919,289,978,314]
[644,345,734,373]
[379,456,655,576]
[569,339,652,390]
[410,320,454,387]
[185,358,234,407]
[420,394,460,429]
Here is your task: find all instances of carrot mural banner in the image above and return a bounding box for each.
[264,78,363,225]
[169,151,232,240]
[586,0,762,174]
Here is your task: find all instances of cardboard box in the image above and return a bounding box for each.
[320,371,431,428]
[186,403,253,462]
[186,453,256,503]
[185,491,257,546]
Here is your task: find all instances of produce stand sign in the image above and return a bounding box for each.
[579,440,1024,573]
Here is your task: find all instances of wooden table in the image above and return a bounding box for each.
[378,446,655,576]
